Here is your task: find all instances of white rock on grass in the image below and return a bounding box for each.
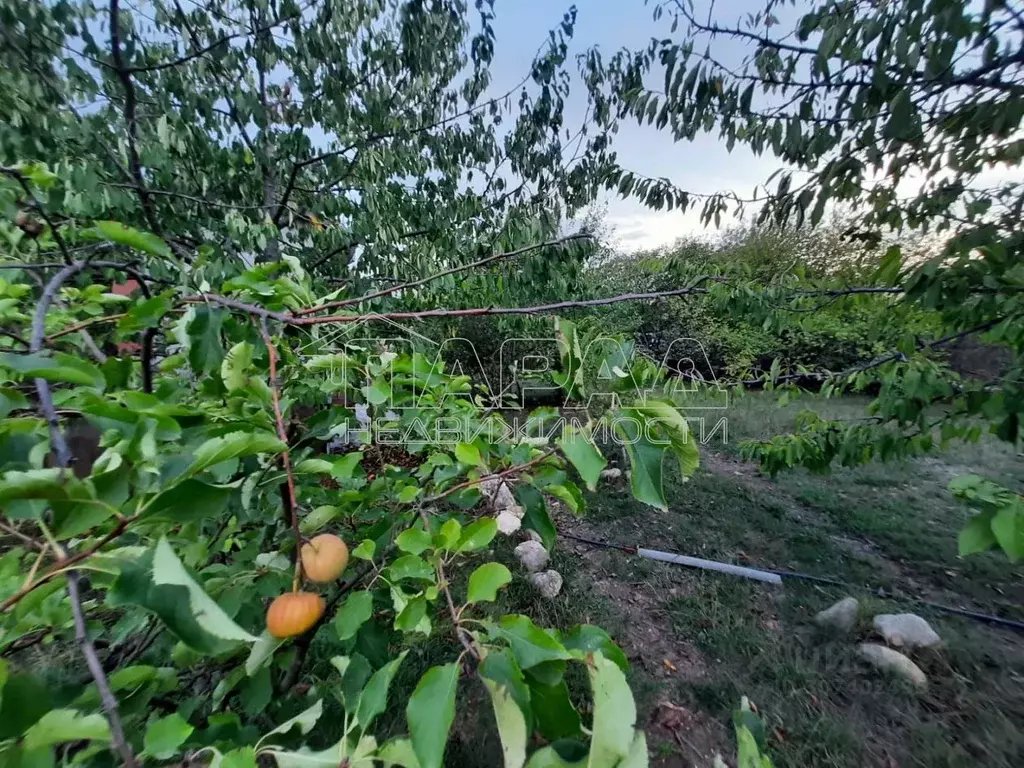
[493,483,518,511]
[814,597,860,633]
[529,570,563,599]
[858,643,928,688]
[599,467,623,480]
[873,614,942,649]
[514,540,550,573]
[496,510,523,535]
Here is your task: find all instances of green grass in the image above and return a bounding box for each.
[569,391,1024,767]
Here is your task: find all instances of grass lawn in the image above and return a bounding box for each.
[553,391,1024,767]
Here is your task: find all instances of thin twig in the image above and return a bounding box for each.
[295,234,593,317]
[419,508,479,660]
[256,316,303,589]
[25,261,138,767]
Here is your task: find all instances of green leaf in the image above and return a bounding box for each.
[0,351,105,390]
[295,459,335,475]
[528,680,581,741]
[185,432,285,479]
[221,341,254,391]
[187,306,225,374]
[455,442,484,467]
[0,673,52,739]
[355,650,408,732]
[557,424,606,491]
[488,615,571,669]
[23,709,110,750]
[991,504,1024,562]
[407,664,459,768]
[617,422,668,511]
[562,625,629,672]
[218,747,259,768]
[436,518,462,550]
[457,518,498,552]
[334,591,374,641]
[516,484,556,550]
[479,650,532,734]
[94,220,171,258]
[387,555,434,582]
[151,537,256,643]
[117,290,175,335]
[332,452,364,480]
[483,676,528,768]
[377,738,421,768]
[959,510,997,556]
[144,479,234,522]
[587,652,637,768]
[257,700,323,748]
[0,468,85,504]
[396,528,433,555]
[246,631,283,676]
[143,713,193,759]
[352,539,376,560]
[467,562,512,604]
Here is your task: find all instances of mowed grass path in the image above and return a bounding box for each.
[553,393,1024,767]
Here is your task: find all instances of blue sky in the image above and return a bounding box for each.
[484,0,784,249]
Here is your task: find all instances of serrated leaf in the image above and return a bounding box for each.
[221,341,254,391]
[467,562,512,604]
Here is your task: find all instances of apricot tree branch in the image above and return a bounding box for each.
[23,260,138,768]
[257,316,303,589]
[295,234,593,317]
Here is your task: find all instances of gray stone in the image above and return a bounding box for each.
[814,597,860,633]
[514,540,550,572]
[873,613,942,649]
[529,570,563,599]
[599,467,623,480]
[524,529,542,544]
[858,643,928,688]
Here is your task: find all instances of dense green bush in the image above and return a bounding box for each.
[584,222,942,381]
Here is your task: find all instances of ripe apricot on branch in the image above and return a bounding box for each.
[266,591,325,638]
[301,533,349,583]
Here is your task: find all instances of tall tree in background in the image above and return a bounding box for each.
[584,0,1024,560]
[1,0,603,300]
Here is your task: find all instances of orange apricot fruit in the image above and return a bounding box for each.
[266,591,325,638]
[300,533,349,583]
